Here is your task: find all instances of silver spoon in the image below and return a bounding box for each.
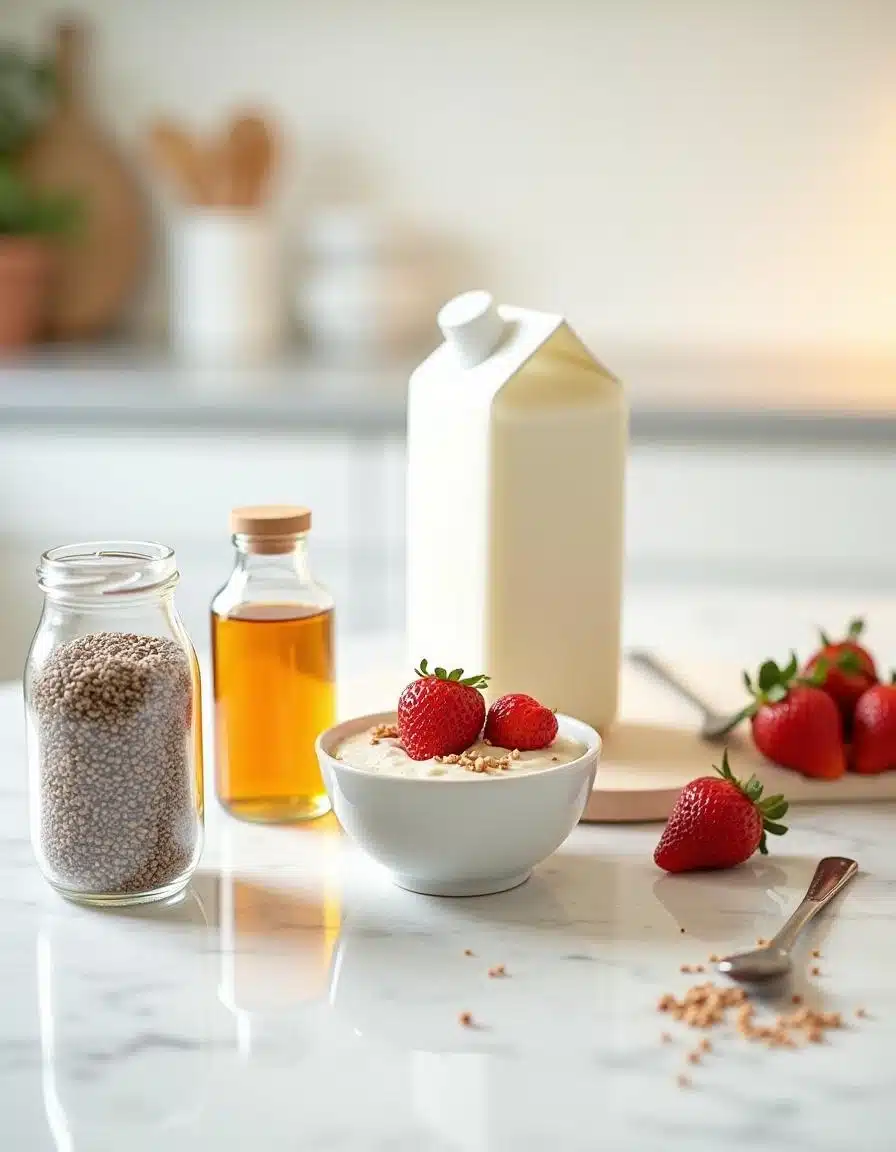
[627,650,738,741]
[717,856,858,982]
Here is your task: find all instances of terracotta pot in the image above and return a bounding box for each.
[0,238,53,348]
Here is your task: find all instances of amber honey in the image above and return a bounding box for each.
[212,603,335,822]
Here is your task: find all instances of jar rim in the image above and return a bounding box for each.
[37,540,179,601]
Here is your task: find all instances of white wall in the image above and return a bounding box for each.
[7,0,896,354]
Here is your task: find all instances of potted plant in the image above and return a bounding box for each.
[0,45,77,347]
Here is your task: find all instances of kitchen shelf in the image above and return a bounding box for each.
[0,342,413,436]
[2,340,895,445]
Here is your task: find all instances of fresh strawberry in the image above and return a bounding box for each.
[725,653,846,779]
[484,693,558,751]
[851,676,896,774]
[397,659,488,761]
[654,750,788,873]
[804,617,877,729]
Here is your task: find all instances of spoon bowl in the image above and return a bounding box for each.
[717,945,791,983]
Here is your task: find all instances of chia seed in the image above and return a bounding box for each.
[30,631,200,896]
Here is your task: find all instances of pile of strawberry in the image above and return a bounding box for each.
[728,618,896,778]
[396,659,558,760]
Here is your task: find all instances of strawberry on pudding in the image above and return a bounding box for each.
[333,660,587,779]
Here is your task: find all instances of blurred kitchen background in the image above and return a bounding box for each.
[0,0,894,682]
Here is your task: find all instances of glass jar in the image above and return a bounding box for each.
[211,505,335,823]
[24,541,204,906]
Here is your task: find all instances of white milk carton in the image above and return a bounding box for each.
[406,290,627,732]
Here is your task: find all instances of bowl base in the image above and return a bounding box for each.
[390,870,531,898]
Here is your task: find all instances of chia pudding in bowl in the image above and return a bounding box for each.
[317,698,600,897]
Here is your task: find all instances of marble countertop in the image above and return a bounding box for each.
[5,667,896,1151]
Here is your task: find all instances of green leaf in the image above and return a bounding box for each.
[743,670,754,693]
[448,668,462,681]
[434,667,447,679]
[415,658,430,678]
[761,799,789,821]
[763,820,788,836]
[0,161,80,236]
[757,661,782,693]
[819,629,832,647]
[848,617,865,640]
[836,650,862,674]
[782,651,799,681]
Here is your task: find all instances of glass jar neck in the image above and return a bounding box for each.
[37,541,179,609]
[232,532,311,581]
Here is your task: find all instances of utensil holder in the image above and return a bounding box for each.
[170,210,282,362]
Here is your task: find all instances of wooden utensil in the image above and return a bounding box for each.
[146,120,212,206]
[22,20,147,339]
[225,112,277,207]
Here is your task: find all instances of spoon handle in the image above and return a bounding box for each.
[626,650,719,721]
[771,856,858,954]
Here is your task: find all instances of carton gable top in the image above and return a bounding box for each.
[411,304,619,401]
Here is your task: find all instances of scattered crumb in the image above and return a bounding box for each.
[369,723,399,745]
[811,949,821,959]
[463,949,474,957]
[856,1007,867,1019]
[680,927,686,934]
[708,953,719,963]
[756,938,768,947]
[458,1011,474,1028]
[656,981,848,1052]
[551,755,559,762]
[792,994,803,1005]
[811,966,821,977]
[661,1031,672,1043]
[677,1073,691,1088]
[694,965,705,973]
[488,964,507,978]
[680,964,692,974]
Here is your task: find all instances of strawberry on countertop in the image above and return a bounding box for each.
[654,750,788,873]
[727,653,846,780]
[804,617,878,729]
[484,693,558,751]
[397,660,488,761]
[851,676,896,775]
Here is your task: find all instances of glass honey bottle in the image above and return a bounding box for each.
[211,505,335,822]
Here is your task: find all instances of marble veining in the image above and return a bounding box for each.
[3,680,896,1151]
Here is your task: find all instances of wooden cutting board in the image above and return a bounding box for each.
[340,657,896,823]
[22,21,147,338]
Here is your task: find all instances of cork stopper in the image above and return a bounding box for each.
[230,505,311,553]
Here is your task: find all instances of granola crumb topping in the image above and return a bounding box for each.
[677,1073,691,1088]
[811,949,821,958]
[463,949,474,957]
[458,1011,474,1027]
[811,966,821,977]
[369,723,399,745]
[488,964,507,978]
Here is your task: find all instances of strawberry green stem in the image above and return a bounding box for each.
[714,749,788,855]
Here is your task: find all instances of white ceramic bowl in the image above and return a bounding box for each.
[316,711,600,897]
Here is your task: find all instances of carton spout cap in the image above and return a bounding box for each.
[437,290,505,369]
